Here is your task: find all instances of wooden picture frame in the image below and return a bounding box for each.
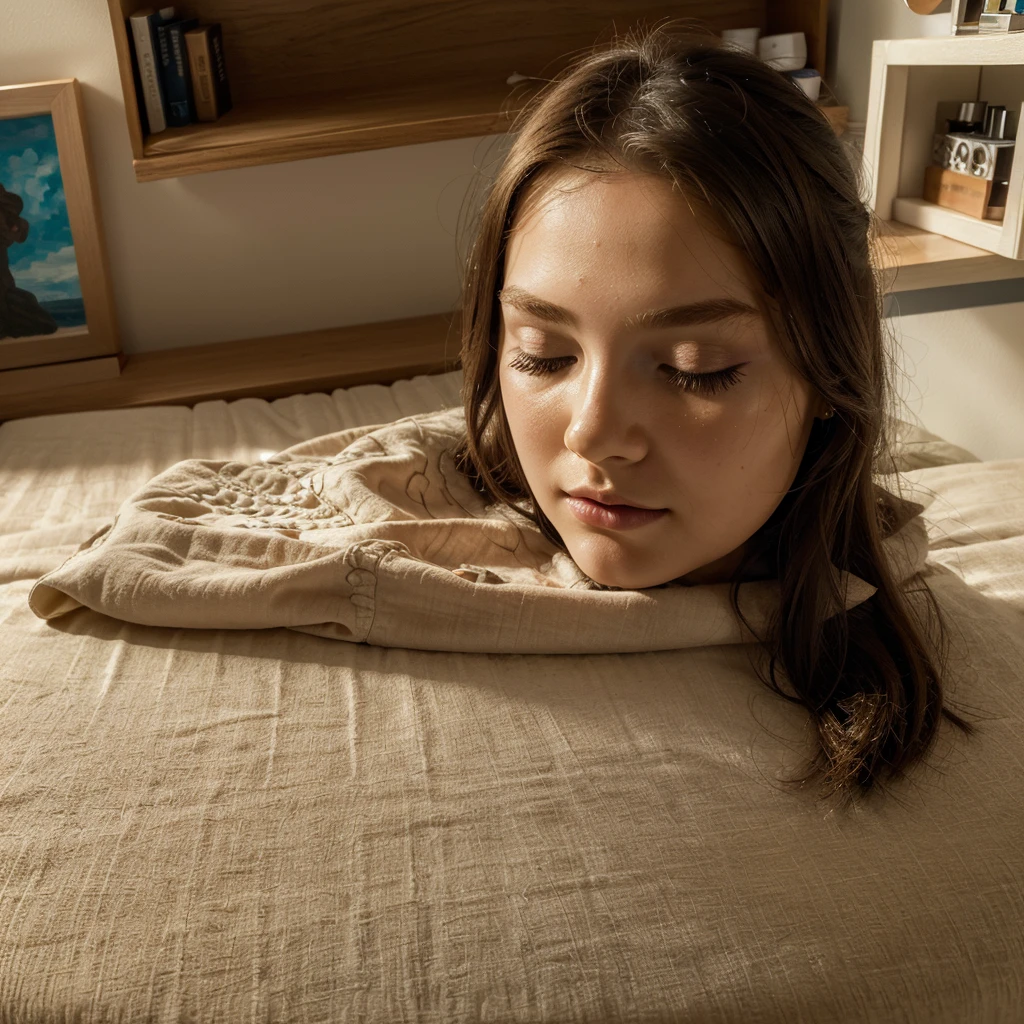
[0,78,122,396]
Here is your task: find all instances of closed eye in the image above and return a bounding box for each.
[507,351,748,397]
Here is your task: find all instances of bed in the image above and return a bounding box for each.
[0,368,1021,1023]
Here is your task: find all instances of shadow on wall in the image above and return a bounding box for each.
[882,276,1024,316]
[889,291,1024,461]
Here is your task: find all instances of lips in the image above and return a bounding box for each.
[565,489,664,511]
[564,496,669,531]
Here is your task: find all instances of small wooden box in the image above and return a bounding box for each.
[923,164,992,219]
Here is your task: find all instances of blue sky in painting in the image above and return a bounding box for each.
[1,113,82,302]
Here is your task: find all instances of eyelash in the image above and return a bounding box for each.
[506,351,748,396]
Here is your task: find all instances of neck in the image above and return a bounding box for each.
[676,536,775,586]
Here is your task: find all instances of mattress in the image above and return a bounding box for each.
[0,369,1021,1023]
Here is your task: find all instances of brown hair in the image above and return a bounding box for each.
[451,21,978,811]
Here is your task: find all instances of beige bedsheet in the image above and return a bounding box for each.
[0,370,1021,1023]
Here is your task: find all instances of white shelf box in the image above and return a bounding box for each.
[864,33,1024,260]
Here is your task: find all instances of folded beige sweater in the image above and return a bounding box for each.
[28,407,928,654]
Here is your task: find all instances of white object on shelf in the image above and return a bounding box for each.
[789,69,821,101]
[757,32,807,71]
[863,33,1024,259]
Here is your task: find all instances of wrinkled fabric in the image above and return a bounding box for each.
[28,406,930,654]
[2,372,1021,1024]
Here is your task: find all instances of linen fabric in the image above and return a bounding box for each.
[0,370,1020,1023]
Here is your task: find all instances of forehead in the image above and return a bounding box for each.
[506,168,760,301]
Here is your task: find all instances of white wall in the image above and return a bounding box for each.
[892,302,1024,461]
[825,0,950,122]
[2,0,1022,459]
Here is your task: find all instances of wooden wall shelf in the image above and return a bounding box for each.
[133,80,537,182]
[108,0,830,182]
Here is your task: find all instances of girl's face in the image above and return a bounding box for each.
[496,168,825,589]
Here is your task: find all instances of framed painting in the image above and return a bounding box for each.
[0,78,121,382]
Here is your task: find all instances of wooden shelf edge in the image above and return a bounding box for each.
[130,76,538,182]
[882,250,1024,291]
[132,109,514,182]
[0,311,463,422]
[0,354,123,402]
[872,219,1024,291]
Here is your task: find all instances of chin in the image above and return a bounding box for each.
[573,558,672,591]
[570,541,724,589]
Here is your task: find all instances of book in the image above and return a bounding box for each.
[127,22,149,136]
[157,16,199,127]
[185,24,233,122]
[128,7,176,135]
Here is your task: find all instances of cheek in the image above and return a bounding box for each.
[674,361,803,421]
[668,371,813,492]
[499,369,562,454]
[748,370,815,464]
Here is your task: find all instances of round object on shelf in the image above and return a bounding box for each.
[950,139,972,173]
[789,68,821,102]
[757,32,807,72]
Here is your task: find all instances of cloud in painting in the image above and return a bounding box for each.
[10,244,81,301]
[1,114,82,304]
[4,147,61,220]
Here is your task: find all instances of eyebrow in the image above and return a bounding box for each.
[497,284,761,331]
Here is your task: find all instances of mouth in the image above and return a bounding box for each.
[564,491,666,511]
[563,495,669,531]
[592,499,657,510]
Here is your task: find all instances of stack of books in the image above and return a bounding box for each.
[128,7,233,134]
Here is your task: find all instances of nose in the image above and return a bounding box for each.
[563,361,650,464]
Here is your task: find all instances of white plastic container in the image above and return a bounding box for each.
[758,32,808,72]
[789,68,822,101]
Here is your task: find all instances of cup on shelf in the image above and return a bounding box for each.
[758,32,808,72]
